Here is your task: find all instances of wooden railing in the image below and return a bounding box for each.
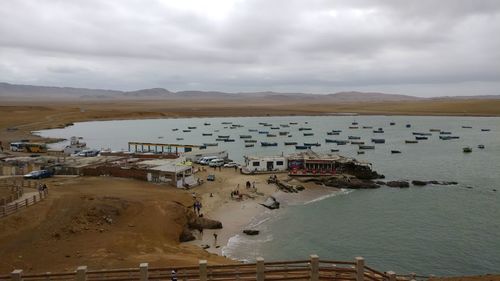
[0,256,430,281]
[0,191,47,218]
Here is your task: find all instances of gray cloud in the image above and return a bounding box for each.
[0,0,499,96]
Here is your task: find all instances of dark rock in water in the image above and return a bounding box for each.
[386,181,410,188]
[179,228,195,242]
[411,180,428,186]
[260,196,280,209]
[296,185,305,191]
[375,181,386,186]
[379,174,385,179]
[428,181,458,186]
[466,186,473,189]
[322,178,380,189]
[493,189,497,192]
[243,230,260,235]
[201,244,210,249]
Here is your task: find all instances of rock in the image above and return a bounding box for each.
[386,181,410,188]
[493,189,497,192]
[260,196,280,210]
[375,181,386,186]
[189,217,223,230]
[201,244,210,249]
[243,230,260,235]
[411,180,428,186]
[296,185,305,191]
[323,178,380,189]
[128,224,135,227]
[466,186,473,189]
[179,228,195,242]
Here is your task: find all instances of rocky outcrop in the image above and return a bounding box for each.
[243,230,260,235]
[321,178,380,189]
[260,196,280,209]
[179,227,195,242]
[188,216,223,230]
[411,180,428,186]
[386,181,410,188]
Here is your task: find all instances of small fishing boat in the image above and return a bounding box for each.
[188,126,197,129]
[279,131,289,136]
[349,126,359,129]
[248,129,258,132]
[182,130,191,132]
[271,127,280,130]
[204,123,211,126]
[295,145,310,150]
[415,136,428,140]
[357,151,365,155]
[406,124,411,128]
[245,139,257,143]
[336,140,348,145]
[462,126,472,129]
[284,141,298,145]
[261,142,278,147]
[440,131,452,135]
[176,137,184,141]
[373,129,384,133]
[359,145,375,150]
[413,132,432,136]
[348,136,361,140]
[202,133,213,136]
[390,122,396,126]
[258,131,269,134]
[303,133,314,136]
[350,141,365,145]
[280,124,290,128]
[263,124,273,127]
[299,127,312,131]
[330,149,339,152]
[371,138,386,144]
[429,129,441,132]
[304,142,321,146]
[221,122,232,124]
[478,144,485,149]
[289,122,298,125]
[391,150,401,154]
[327,132,340,135]
[352,122,358,125]
[215,138,226,141]
[325,139,337,143]
[405,140,418,144]
[218,135,230,139]
[223,139,235,142]
[362,126,373,129]
[463,147,472,153]
[203,143,218,146]
[439,136,460,140]
[267,134,277,137]
[172,128,179,131]
[332,130,342,133]
[239,135,252,139]
[245,144,254,148]
[481,129,491,132]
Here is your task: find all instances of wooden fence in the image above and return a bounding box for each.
[0,191,47,218]
[0,256,430,281]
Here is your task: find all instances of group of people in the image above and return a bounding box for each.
[37,183,48,195]
[193,200,202,216]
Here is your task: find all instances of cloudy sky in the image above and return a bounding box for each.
[1,0,499,96]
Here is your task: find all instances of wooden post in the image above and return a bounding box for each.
[76,266,87,281]
[256,257,265,281]
[387,271,396,281]
[199,260,207,281]
[11,269,23,281]
[15,202,18,211]
[355,257,365,281]
[139,263,148,281]
[310,254,319,281]
[33,195,37,203]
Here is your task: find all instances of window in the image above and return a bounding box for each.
[253,162,260,167]
[276,161,284,166]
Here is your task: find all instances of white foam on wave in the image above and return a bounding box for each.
[303,188,354,205]
[222,233,274,261]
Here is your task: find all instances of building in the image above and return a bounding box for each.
[183,149,228,163]
[287,150,371,176]
[243,155,287,173]
[136,158,196,188]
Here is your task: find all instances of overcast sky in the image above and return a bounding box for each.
[1,0,499,96]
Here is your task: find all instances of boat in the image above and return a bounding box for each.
[295,145,310,150]
[405,140,418,144]
[406,124,411,128]
[221,122,232,124]
[218,135,230,139]
[304,142,321,146]
[336,140,348,145]
[289,122,298,125]
[271,127,280,130]
[429,129,441,132]
[176,138,184,141]
[327,132,340,135]
[215,138,226,141]
[371,138,385,144]
[299,127,312,131]
[172,128,179,131]
[463,147,472,153]
[348,136,361,140]
[352,122,358,125]
[188,126,197,129]
[415,136,428,140]
[481,129,491,132]
[239,135,252,139]
[223,139,235,142]
[325,139,340,143]
[303,133,314,136]
[261,142,278,147]
[280,124,290,127]
[203,143,218,146]
[182,130,191,132]
[330,149,339,152]
[263,124,272,127]
[332,130,342,133]
[245,144,255,148]
[350,141,365,145]
[244,139,257,143]
[462,126,472,129]
[413,132,432,136]
[357,151,365,155]
[478,144,485,149]
[359,145,375,150]
[373,130,384,133]
[204,123,211,126]
[248,129,258,132]
[439,136,460,140]
[391,150,401,154]
[440,131,452,135]
[390,122,396,126]
[362,126,373,129]
[258,131,268,134]
[267,134,277,137]
[202,133,213,136]
[279,132,289,136]
[284,141,298,145]
[348,126,359,129]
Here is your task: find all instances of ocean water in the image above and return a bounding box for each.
[37,116,500,276]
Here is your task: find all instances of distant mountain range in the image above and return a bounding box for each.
[0,82,498,102]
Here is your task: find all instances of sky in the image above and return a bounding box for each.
[0,0,499,97]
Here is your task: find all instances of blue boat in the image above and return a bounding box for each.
[261,142,278,147]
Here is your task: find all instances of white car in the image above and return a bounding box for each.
[223,162,239,168]
[208,159,225,167]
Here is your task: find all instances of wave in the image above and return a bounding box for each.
[303,188,354,205]
[222,233,274,261]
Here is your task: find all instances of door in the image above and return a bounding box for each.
[267,161,274,171]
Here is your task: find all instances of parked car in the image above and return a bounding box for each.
[223,162,239,168]
[198,156,218,165]
[77,149,100,157]
[24,170,52,179]
[207,174,215,181]
[208,158,225,167]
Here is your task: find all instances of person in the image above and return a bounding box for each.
[218,165,221,171]
[198,227,203,237]
[209,192,213,197]
[171,269,178,281]
[234,166,237,172]
[213,233,218,245]
[42,184,48,195]
[252,181,256,189]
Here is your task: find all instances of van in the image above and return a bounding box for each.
[208,159,225,167]
[199,156,218,165]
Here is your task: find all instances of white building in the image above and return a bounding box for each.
[183,149,228,163]
[243,155,287,173]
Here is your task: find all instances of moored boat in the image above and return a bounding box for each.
[348,136,361,140]
[357,151,365,155]
[350,141,365,145]
[202,133,212,136]
[261,142,278,147]
[481,129,491,132]
[303,133,314,136]
[284,141,298,145]
[245,144,255,148]
[391,150,401,154]
[463,147,472,153]
[239,135,252,139]
[188,126,197,129]
[371,138,385,144]
[405,140,418,144]
[330,149,339,152]
[478,144,485,149]
[267,134,277,137]
[359,145,375,150]
[223,139,235,142]
[304,142,321,146]
[299,127,312,131]
[203,143,218,146]
[327,132,340,135]
[415,136,428,140]
[182,130,191,132]
[244,139,257,143]
[218,135,230,139]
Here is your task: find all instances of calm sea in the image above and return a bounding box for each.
[37,116,500,276]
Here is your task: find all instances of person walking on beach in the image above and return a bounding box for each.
[171,269,178,281]
[213,233,218,246]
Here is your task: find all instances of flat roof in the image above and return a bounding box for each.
[138,158,192,173]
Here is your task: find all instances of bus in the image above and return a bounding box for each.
[10,142,47,153]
